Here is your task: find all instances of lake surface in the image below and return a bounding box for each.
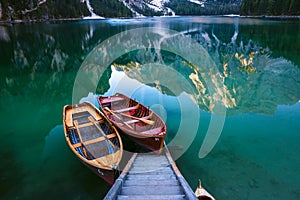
[0,16,300,199]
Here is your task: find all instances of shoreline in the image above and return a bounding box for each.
[1,14,299,25]
[240,15,300,19]
[0,17,84,25]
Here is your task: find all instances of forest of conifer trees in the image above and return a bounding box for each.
[240,0,300,16]
[0,0,132,21]
[0,0,299,22]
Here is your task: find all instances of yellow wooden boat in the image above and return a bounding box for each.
[63,102,123,185]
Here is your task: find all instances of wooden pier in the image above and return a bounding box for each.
[104,148,199,200]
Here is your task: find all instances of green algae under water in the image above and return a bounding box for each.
[0,17,300,199]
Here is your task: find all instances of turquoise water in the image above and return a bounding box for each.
[0,17,300,199]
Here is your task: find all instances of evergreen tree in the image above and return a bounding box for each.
[240,0,300,16]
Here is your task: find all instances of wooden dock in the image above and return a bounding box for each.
[104,148,199,200]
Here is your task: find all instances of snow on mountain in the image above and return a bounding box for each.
[120,0,145,17]
[150,0,170,9]
[149,0,175,16]
[144,2,162,12]
[82,0,104,19]
[188,0,205,7]
[0,0,242,21]
[119,0,241,17]
[120,0,175,17]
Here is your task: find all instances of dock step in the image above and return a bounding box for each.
[123,179,180,186]
[129,165,174,172]
[104,152,199,200]
[120,186,184,195]
[128,170,174,175]
[125,174,177,180]
[117,194,186,200]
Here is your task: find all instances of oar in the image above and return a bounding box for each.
[88,116,116,149]
[73,120,88,157]
[104,107,133,130]
[120,113,154,125]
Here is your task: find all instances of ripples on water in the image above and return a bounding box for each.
[0,17,300,199]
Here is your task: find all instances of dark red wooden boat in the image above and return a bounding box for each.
[98,93,166,154]
[63,102,123,185]
[195,180,215,200]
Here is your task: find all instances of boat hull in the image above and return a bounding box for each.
[62,102,123,185]
[116,127,164,154]
[81,160,118,185]
[98,93,166,154]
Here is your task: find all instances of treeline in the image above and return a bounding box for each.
[165,0,241,15]
[0,0,89,21]
[240,0,300,16]
[0,0,132,21]
[130,3,163,16]
[90,0,132,18]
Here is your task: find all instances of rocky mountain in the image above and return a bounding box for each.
[0,0,242,21]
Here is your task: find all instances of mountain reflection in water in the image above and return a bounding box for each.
[111,29,300,115]
[0,17,300,200]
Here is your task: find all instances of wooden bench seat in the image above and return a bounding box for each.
[101,96,124,104]
[72,133,116,147]
[123,116,151,125]
[114,105,139,113]
[141,127,163,135]
[75,119,104,128]
[65,106,103,127]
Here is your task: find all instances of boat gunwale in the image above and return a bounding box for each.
[63,102,123,170]
[98,93,166,154]
[98,93,167,138]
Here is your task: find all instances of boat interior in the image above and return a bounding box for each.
[66,107,121,162]
[100,95,166,135]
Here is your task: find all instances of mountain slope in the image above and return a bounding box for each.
[166,0,242,15]
[0,0,242,21]
[0,0,90,21]
[240,0,300,16]
[116,0,241,16]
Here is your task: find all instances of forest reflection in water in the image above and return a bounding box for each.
[0,17,300,199]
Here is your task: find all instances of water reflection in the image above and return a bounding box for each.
[0,17,300,118]
[0,25,10,42]
[0,17,300,199]
[78,65,202,160]
[1,19,299,112]
[111,25,300,115]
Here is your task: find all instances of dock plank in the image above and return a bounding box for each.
[120,186,184,195]
[123,179,180,186]
[104,150,199,200]
[117,195,186,200]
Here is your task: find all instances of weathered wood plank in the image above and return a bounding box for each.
[128,171,174,176]
[114,105,139,113]
[125,174,177,180]
[120,186,184,195]
[133,162,170,169]
[101,96,124,104]
[123,179,180,186]
[104,149,202,200]
[117,194,186,200]
[103,153,137,200]
[129,167,174,174]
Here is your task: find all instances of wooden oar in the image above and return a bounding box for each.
[104,107,133,130]
[120,113,154,125]
[73,120,88,157]
[88,116,116,149]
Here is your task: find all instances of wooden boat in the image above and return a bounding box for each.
[98,93,166,154]
[195,180,215,200]
[63,102,123,185]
